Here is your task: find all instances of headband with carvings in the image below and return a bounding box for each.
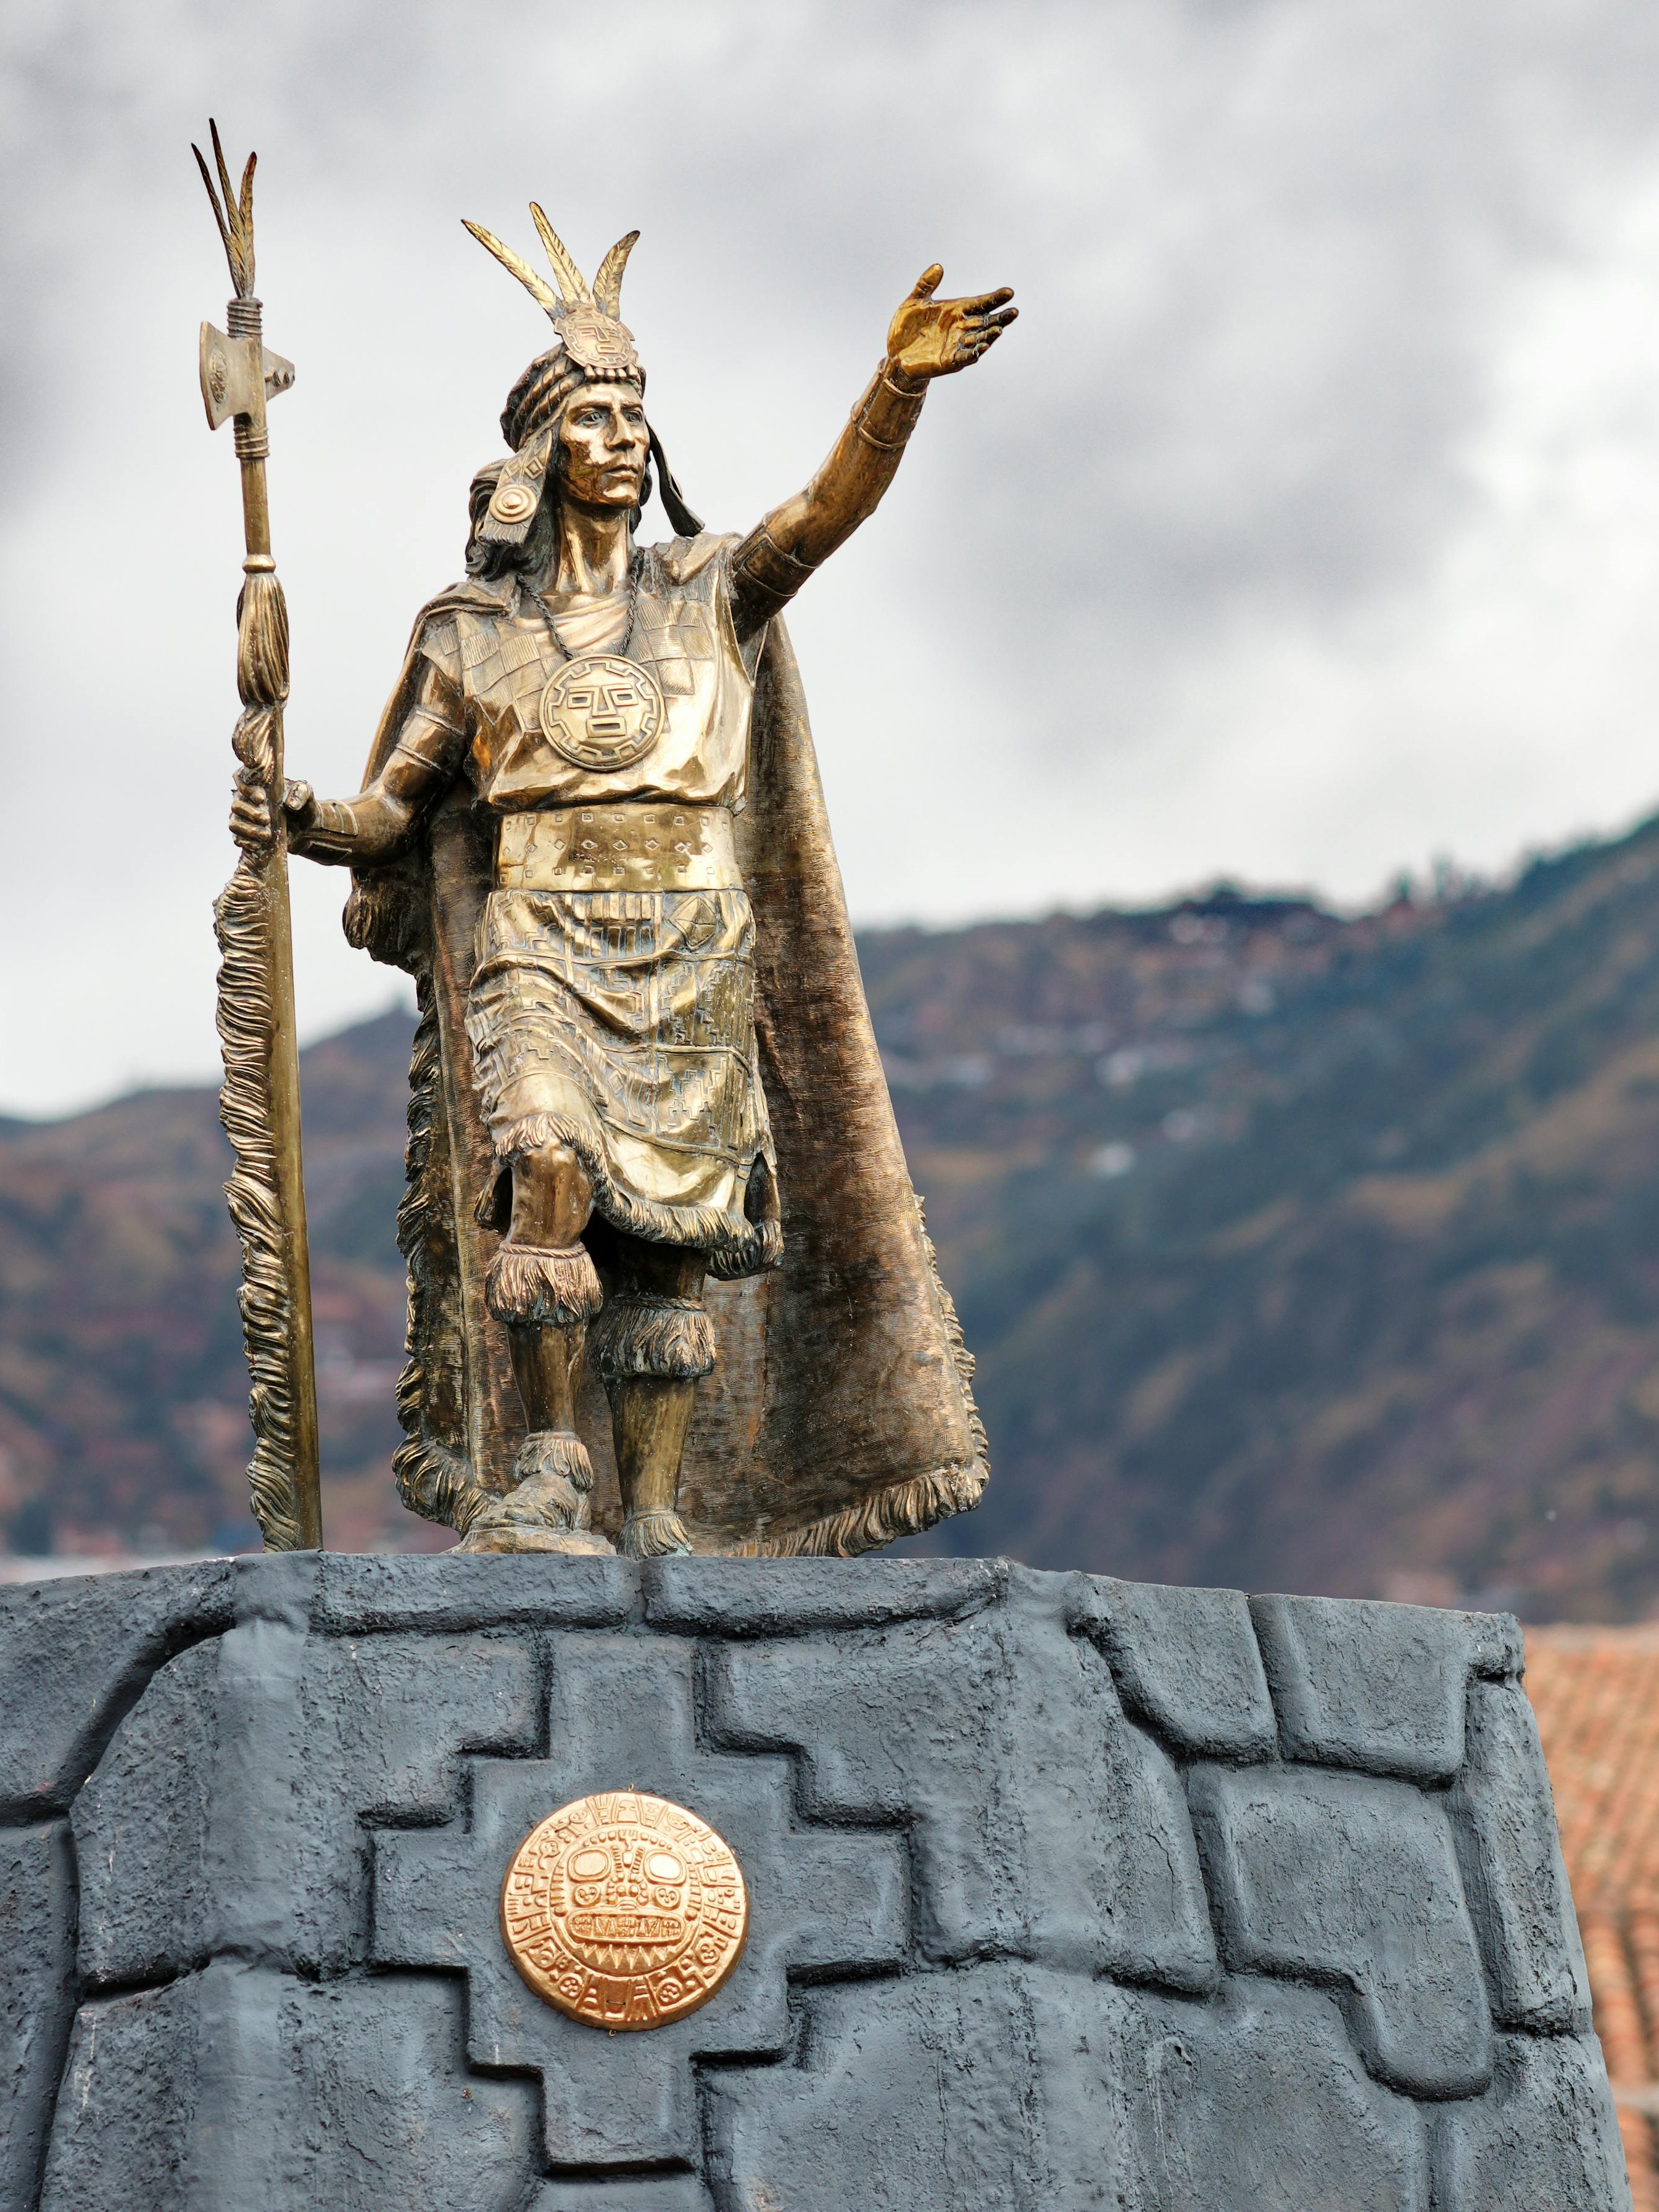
[463,206,701,544]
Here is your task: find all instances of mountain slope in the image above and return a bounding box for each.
[0,1018,415,1554]
[894,823,1659,1619]
[6,819,1659,1612]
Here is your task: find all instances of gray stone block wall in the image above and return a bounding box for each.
[0,1553,1628,2211]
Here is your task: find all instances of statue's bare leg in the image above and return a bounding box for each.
[460,1141,613,1555]
[500,1141,594,1432]
[593,1237,713,1558]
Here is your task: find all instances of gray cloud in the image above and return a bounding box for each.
[6,0,1659,1110]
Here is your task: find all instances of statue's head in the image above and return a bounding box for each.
[462,207,700,567]
[519,370,650,519]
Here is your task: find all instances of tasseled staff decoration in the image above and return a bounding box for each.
[194,121,321,1551]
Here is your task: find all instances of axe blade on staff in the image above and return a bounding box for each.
[194,120,322,1553]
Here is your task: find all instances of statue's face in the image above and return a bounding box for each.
[557,383,650,512]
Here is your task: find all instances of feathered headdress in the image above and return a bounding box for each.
[464,207,701,544]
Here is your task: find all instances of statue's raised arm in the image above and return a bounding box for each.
[729,266,1017,638]
[263,262,1016,860]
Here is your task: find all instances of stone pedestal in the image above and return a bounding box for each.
[0,1554,1629,2210]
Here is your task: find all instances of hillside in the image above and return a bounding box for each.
[0,1017,418,1557]
[887,825,1659,1620]
[7,818,1659,1614]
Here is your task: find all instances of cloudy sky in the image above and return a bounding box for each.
[7,0,1659,1112]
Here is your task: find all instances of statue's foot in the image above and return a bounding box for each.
[617,1510,693,1559]
[457,1492,614,1555]
[456,1430,616,1556]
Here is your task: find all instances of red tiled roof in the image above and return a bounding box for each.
[1527,1626,1659,2210]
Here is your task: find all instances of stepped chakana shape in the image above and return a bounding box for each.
[373,1630,906,2169]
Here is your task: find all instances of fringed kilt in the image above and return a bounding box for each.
[466,888,778,1276]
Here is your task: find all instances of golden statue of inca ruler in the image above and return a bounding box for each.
[206,144,1013,1559]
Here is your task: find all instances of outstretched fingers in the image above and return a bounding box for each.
[957,300,1017,361]
[888,266,1018,375]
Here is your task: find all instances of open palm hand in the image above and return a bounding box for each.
[886,265,1017,381]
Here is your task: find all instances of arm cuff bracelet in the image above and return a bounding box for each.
[731,528,820,623]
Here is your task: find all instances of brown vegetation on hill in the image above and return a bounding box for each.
[0,1022,416,1556]
[7,817,1659,1611]
[886,825,1659,1618]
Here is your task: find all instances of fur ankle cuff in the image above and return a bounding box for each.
[513,1427,595,1494]
[485,1242,603,1326]
[618,1510,693,1558]
[594,1294,716,1381]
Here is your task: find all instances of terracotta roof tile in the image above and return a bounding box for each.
[1528,1625,1659,2203]
[1527,1628,1659,1915]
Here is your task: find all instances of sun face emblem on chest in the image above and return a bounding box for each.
[539,652,665,772]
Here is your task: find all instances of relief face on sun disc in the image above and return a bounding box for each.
[500,1791,748,2030]
[539,653,664,772]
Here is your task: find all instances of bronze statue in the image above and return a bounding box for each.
[202,134,1012,1559]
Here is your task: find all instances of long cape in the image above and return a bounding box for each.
[344,572,989,1556]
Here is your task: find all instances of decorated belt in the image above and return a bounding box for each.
[495,803,742,893]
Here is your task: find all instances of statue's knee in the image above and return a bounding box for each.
[514,1139,584,1202]
[482,1142,599,1329]
[508,1141,592,1247]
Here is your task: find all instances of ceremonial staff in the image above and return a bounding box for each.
[194,123,322,1550]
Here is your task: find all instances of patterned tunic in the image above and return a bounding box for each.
[397,534,777,1266]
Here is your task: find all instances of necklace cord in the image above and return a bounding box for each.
[526,556,642,664]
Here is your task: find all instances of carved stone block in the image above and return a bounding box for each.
[1072,1574,1278,1759]
[1432,2031,1629,2212]
[1106,1979,1434,2212]
[1249,1593,1521,1783]
[1190,1761,1493,2097]
[1447,1676,1594,2034]
[0,1823,76,2212]
[74,1616,540,1980]
[707,1569,1218,1989]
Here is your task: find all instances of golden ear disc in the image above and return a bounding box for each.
[500,1790,748,2031]
[489,481,540,524]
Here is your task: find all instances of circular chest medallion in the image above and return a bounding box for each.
[539,653,664,773]
[500,1791,748,2031]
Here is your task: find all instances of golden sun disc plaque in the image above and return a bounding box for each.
[500,1790,748,2031]
[539,653,664,772]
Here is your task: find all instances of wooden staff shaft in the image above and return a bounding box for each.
[227,289,321,1550]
